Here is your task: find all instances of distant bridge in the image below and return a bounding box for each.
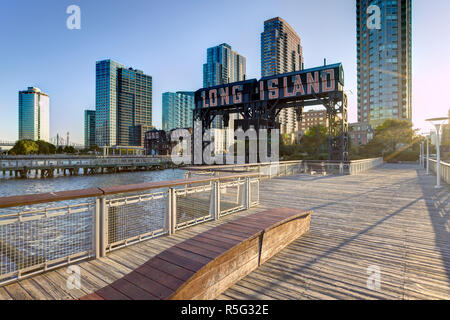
[0,138,84,151]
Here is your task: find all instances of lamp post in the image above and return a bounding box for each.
[421,141,425,168]
[426,117,448,189]
[420,142,423,167]
[426,133,430,175]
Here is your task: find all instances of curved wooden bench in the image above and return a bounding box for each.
[80,207,312,300]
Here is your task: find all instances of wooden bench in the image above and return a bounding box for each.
[80,207,312,300]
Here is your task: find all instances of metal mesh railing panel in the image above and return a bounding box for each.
[0,202,93,283]
[106,192,167,251]
[175,184,213,230]
[220,179,245,217]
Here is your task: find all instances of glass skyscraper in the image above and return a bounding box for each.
[261,17,304,135]
[162,91,194,131]
[203,43,246,89]
[18,87,50,142]
[203,43,247,154]
[357,0,412,128]
[84,110,96,149]
[117,67,152,146]
[95,59,152,147]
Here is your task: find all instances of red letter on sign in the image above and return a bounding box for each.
[220,87,230,105]
[307,72,320,94]
[209,89,218,107]
[232,85,242,104]
[268,79,279,99]
[322,69,335,92]
[283,77,294,97]
[202,91,209,108]
[293,75,305,96]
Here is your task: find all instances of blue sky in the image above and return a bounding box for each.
[0,0,449,143]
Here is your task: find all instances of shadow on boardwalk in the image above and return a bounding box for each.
[221,164,450,300]
[417,169,450,282]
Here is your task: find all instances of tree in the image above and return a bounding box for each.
[359,119,421,162]
[63,146,76,154]
[36,140,56,154]
[299,125,329,160]
[9,140,39,155]
[373,119,415,153]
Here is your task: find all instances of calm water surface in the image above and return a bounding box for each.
[0,169,186,197]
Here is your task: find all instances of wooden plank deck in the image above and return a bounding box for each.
[219,163,450,300]
[1,163,449,300]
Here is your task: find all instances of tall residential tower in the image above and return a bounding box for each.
[261,17,304,135]
[95,59,152,147]
[162,91,195,132]
[84,110,96,149]
[203,43,246,89]
[203,43,246,154]
[357,0,412,128]
[18,87,50,142]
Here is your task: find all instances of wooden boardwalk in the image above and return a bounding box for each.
[219,164,450,300]
[0,163,448,300]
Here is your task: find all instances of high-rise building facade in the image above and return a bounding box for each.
[261,17,304,135]
[357,0,412,128]
[95,59,152,147]
[162,91,195,131]
[18,87,50,142]
[203,43,246,154]
[203,43,246,89]
[84,110,96,149]
[117,67,152,146]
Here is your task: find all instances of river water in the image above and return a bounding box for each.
[0,169,186,198]
[0,169,190,275]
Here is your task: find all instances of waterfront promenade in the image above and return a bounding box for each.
[0,163,448,300]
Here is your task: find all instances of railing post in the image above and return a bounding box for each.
[210,180,220,220]
[244,177,250,210]
[93,197,100,259]
[96,196,107,258]
[167,188,176,235]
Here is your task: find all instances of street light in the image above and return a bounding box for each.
[426,117,449,189]
[420,141,424,167]
[426,133,430,175]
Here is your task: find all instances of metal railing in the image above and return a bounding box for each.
[0,156,172,171]
[0,172,260,286]
[185,158,384,178]
[348,158,384,175]
[429,159,450,185]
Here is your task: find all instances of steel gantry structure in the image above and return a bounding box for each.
[194,63,349,163]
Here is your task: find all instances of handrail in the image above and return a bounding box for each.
[0,172,259,209]
[429,159,450,184]
[429,159,450,166]
[185,158,384,172]
[0,155,172,160]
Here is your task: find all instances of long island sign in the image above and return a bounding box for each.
[195,63,345,109]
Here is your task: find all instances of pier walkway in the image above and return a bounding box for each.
[0,163,448,300]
